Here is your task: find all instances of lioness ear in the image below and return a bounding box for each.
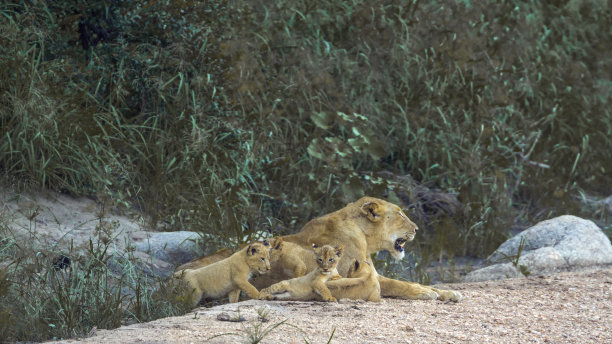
[354,259,360,270]
[247,245,257,256]
[263,239,270,247]
[360,202,382,222]
[334,245,344,257]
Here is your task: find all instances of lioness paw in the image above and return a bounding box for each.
[437,290,462,302]
[418,290,439,300]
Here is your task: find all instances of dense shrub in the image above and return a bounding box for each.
[1,0,610,275]
[1,0,611,340]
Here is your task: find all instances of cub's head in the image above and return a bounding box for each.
[355,196,418,260]
[347,259,378,279]
[314,244,343,275]
[245,241,271,274]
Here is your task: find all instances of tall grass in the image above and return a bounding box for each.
[0,210,192,342]
[0,0,610,286]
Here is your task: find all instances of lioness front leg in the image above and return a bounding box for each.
[378,275,462,301]
[427,286,462,301]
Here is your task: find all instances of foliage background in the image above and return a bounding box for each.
[0,0,611,339]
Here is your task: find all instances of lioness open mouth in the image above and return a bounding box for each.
[394,238,407,253]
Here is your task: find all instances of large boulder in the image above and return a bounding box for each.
[133,231,207,266]
[464,215,612,282]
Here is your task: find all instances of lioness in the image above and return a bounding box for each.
[174,241,271,306]
[259,244,343,302]
[326,259,381,302]
[179,197,462,301]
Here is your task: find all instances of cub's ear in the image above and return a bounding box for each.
[271,237,284,250]
[360,201,382,222]
[334,245,344,257]
[247,245,257,256]
[262,239,270,247]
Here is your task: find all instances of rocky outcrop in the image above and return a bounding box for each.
[464,215,612,282]
[0,187,211,279]
[132,231,206,267]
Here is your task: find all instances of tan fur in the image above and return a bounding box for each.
[268,237,316,278]
[174,242,271,307]
[178,196,462,302]
[259,245,343,302]
[175,247,237,271]
[249,237,319,289]
[326,259,381,302]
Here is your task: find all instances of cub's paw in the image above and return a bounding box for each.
[258,291,270,300]
[329,275,342,281]
[324,297,337,302]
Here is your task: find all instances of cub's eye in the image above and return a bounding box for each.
[328,258,334,262]
[317,258,323,263]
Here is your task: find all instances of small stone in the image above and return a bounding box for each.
[216,312,245,322]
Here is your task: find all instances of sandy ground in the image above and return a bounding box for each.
[53,268,612,344]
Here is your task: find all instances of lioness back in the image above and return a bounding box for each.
[175,242,271,306]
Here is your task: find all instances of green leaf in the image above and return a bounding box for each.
[310,112,332,129]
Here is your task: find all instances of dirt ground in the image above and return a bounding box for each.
[53,268,612,344]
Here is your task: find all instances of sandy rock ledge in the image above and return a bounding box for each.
[54,268,612,344]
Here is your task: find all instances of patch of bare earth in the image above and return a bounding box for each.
[54,268,612,344]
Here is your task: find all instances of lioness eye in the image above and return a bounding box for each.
[261,258,265,261]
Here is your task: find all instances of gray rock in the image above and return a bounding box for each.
[463,263,521,283]
[516,247,566,274]
[464,215,612,282]
[108,251,175,279]
[134,231,206,265]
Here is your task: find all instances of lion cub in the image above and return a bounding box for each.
[268,237,318,278]
[174,241,271,307]
[259,244,343,302]
[326,259,381,302]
